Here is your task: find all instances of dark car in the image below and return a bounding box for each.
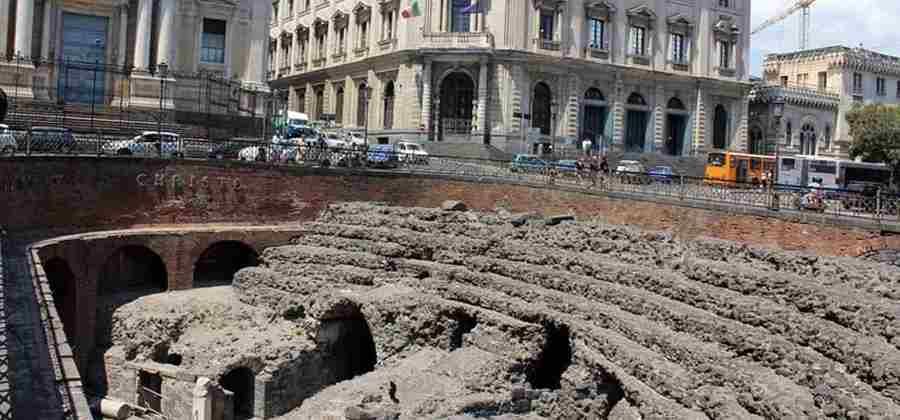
[510,154,548,174]
[367,144,399,169]
[208,138,260,160]
[554,160,579,176]
[648,166,675,183]
[28,126,76,153]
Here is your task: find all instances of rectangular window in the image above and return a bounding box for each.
[540,12,555,41]
[317,35,326,59]
[588,18,605,49]
[780,75,789,87]
[358,21,368,48]
[853,73,863,93]
[818,72,827,90]
[718,40,732,69]
[298,38,306,64]
[201,19,226,64]
[384,11,394,40]
[718,0,730,7]
[337,27,346,54]
[272,2,278,21]
[877,77,886,96]
[896,81,900,98]
[450,0,471,32]
[670,33,687,64]
[286,0,293,16]
[629,26,646,56]
[296,89,306,113]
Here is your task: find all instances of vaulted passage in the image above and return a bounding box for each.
[527,323,572,390]
[99,246,167,296]
[449,312,478,350]
[193,241,259,287]
[220,367,255,419]
[44,257,77,340]
[318,314,377,383]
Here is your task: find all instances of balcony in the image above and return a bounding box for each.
[312,57,327,68]
[586,43,610,59]
[670,59,690,72]
[628,54,650,66]
[422,32,493,50]
[354,46,369,57]
[717,67,736,78]
[749,82,840,109]
[332,50,346,63]
[294,62,307,72]
[378,38,397,51]
[534,38,561,51]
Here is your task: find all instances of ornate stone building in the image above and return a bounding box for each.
[269,0,752,155]
[750,46,900,159]
[0,0,271,115]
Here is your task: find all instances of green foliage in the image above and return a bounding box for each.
[845,104,900,164]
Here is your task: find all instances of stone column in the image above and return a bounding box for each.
[476,58,489,139]
[291,33,298,68]
[14,0,35,59]
[134,0,153,71]
[692,81,706,154]
[611,72,624,150]
[117,5,128,67]
[157,0,177,69]
[275,35,282,78]
[421,58,432,132]
[653,84,665,152]
[0,0,9,58]
[40,0,52,60]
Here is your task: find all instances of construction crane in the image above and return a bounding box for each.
[751,0,818,50]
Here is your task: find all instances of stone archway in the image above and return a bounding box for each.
[532,82,552,136]
[713,104,728,150]
[44,257,77,340]
[193,241,259,288]
[220,367,256,419]
[99,245,168,296]
[438,72,475,141]
[582,88,608,153]
[317,305,377,384]
[624,93,649,153]
[664,97,688,156]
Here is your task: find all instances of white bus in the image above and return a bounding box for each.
[776,155,891,189]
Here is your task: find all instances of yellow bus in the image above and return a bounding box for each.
[705,152,776,186]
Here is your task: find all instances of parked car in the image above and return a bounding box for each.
[615,160,648,184]
[554,160,579,176]
[0,124,17,155]
[102,131,182,158]
[208,138,260,160]
[28,126,77,153]
[396,141,429,164]
[367,144,399,169]
[510,154,548,173]
[346,132,366,147]
[648,166,676,183]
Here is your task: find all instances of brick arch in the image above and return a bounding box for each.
[192,240,260,288]
[96,244,169,296]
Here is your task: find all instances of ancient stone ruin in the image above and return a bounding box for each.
[100,202,900,419]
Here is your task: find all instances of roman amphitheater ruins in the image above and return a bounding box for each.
[2,156,900,420]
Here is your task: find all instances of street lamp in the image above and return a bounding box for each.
[157,61,169,158]
[550,100,559,156]
[360,83,371,148]
[771,95,785,179]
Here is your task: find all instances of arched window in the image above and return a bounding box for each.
[667,98,686,110]
[627,92,646,106]
[382,81,395,129]
[439,72,476,136]
[749,126,764,155]
[585,88,605,101]
[713,104,728,149]
[801,123,817,155]
[357,83,368,127]
[786,121,792,146]
[334,87,344,125]
[532,82,552,135]
[450,0,471,32]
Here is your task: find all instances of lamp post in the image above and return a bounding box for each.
[550,100,559,157]
[360,83,371,148]
[157,62,169,158]
[771,95,785,181]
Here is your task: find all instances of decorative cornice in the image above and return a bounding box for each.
[626,5,657,21]
[667,13,693,31]
[764,46,900,77]
[712,15,740,39]
[749,83,839,110]
[533,0,566,11]
[378,0,400,13]
[353,2,372,20]
[585,1,616,16]
[332,9,349,28]
[313,17,328,34]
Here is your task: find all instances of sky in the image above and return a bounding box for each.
[749,0,900,76]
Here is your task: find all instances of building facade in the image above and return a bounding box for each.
[268,0,752,156]
[751,46,900,159]
[0,0,271,116]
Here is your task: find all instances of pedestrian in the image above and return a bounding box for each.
[582,138,592,156]
[589,156,600,188]
[600,155,609,175]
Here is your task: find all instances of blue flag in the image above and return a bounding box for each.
[461,2,483,14]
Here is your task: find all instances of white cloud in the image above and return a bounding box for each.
[749,0,900,76]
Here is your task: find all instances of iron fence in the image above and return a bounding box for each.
[1,131,899,224]
[0,56,274,143]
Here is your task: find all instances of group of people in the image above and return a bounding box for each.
[572,154,610,187]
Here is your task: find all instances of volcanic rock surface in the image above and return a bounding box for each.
[230,202,900,419]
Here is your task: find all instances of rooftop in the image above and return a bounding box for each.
[765,45,900,64]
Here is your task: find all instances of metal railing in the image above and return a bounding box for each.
[1,134,898,224]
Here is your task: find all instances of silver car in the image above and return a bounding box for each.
[0,124,17,155]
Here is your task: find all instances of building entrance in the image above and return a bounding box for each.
[59,13,108,105]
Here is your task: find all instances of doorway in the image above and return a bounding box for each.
[59,13,109,104]
[624,93,649,153]
[438,72,475,141]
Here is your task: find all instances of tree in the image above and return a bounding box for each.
[845,104,900,188]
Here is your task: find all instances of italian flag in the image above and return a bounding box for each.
[402,0,422,18]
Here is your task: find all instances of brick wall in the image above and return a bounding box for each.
[0,156,894,257]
